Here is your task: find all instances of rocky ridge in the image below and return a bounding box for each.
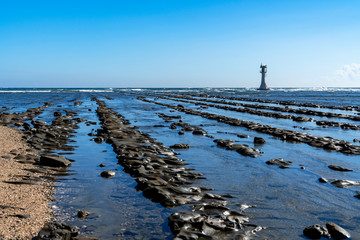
[94,98,263,239]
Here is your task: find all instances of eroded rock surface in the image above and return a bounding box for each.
[214,139,261,158]
[266,158,292,168]
[39,154,71,168]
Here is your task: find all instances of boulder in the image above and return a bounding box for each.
[266,158,292,168]
[170,144,190,149]
[326,222,351,239]
[331,179,360,188]
[77,210,90,219]
[93,137,104,144]
[37,221,79,240]
[318,177,328,183]
[354,191,360,199]
[100,170,116,178]
[254,137,266,144]
[235,145,261,158]
[39,154,71,167]
[328,165,352,172]
[237,134,249,138]
[303,224,329,239]
[192,129,207,135]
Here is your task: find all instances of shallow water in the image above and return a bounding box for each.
[107,94,360,239]
[153,97,360,144]
[1,88,360,239]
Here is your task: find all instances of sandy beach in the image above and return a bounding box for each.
[0,126,53,240]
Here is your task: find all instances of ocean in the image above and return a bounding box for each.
[1,88,359,239]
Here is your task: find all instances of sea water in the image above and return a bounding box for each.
[0,88,359,239]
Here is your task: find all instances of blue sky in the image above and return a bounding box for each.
[1,0,359,88]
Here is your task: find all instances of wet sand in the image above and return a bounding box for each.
[0,126,53,239]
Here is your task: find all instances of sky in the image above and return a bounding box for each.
[0,0,360,88]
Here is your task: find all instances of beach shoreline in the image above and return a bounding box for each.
[0,126,54,239]
[0,89,359,239]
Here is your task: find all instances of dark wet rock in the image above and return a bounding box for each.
[0,205,13,210]
[266,158,292,168]
[328,165,352,172]
[323,142,342,151]
[39,154,71,167]
[178,131,185,135]
[10,149,19,155]
[14,154,26,160]
[37,221,79,240]
[254,137,266,145]
[170,143,190,149]
[214,139,261,157]
[93,137,104,144]
[214,139,233,148]
[77,210,90,219]
[154,124,165,127]
[32,120,47,127]
[203,193,226,201]
[183,126,194,131]
[193,201,230,212]
[303,224,330,239]
[100,170,115,178]
[11,214,30,219]
[237,134,249,138]
[168,210,252,239]
[293,116,313,122]
[23,122,32,130]
[331,179,360,188]
[235,145,261,158]
[192,129,207,135]
[14,122,23,127]
[99,164,105,168]
[54,112,62,117]
[354,191,360,199]
[2,155,12,159]
[4,179,39,185]
[326,222,351,239]
[354,138,360,143]
[158,113,182,120]
[318,177,328,183]
[168,212,205,234]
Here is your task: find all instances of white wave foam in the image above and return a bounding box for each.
[78,89,113,92]
[271,87,360,92]
[0,90,52,93]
